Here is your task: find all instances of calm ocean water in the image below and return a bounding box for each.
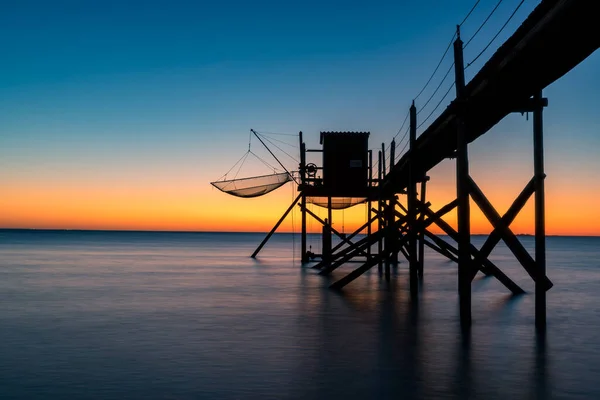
[1,229,600,399]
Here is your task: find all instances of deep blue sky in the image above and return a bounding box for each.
[1,0,599,232]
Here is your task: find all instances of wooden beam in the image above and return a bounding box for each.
[424,230,459,262]
[418,178,428,279]
[252,193,303,258]
[408,101,418,298]
[422,206,525,295]
[472,176,536,280]
[319,213,411,275]
[423,238,459,263]
[468,176,552,291]
[330,235,410,290]
[331,214,378,254]
[300,204,369,258]
[533,90,547,330]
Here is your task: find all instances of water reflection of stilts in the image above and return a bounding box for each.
[531,331,549,400]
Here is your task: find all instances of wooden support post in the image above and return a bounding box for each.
[534,90,547,330]
[368,149,373,258]
[390,139,396,172]
[381,143,387,177]
[418,177,428,279]
[398,243,411,262]
[252,193,303,258]
[322,219,332,265]
[384,198,392,281]
[454,27,471,328]
[324,197,332,265]
[380,143,388,276]
[378,150,383,272]
[299,132,308,263]
[408,101,419,299]
[389,139,398,265]
[328,197,332,229]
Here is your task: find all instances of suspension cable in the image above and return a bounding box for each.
[257,133,299,163]
[459,0,482,27]
[249,150,280,172]
[233,151,250,180]
[413,32,457,102]
[417,82,456,130]
[217,150,250,181]
[464,0,504,49]
[259,133,299,149]
[251,129,299,184]
[393,110,410,141]
[417,62,455,116]
[466,0,526,69]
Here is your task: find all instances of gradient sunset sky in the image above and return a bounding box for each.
[1,0,599,235]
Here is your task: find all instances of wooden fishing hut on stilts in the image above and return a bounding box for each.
[211,0,600,331]
[251,131,381,267]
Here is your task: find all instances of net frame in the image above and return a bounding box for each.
[306,196,367,210]
[211,172,292,198]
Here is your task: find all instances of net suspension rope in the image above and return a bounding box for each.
[210,129,296,198]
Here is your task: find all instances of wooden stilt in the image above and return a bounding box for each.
[533,90,547,330]
[408,101,419,299]
[384,198,392,281]
[368,150,373,258]
[418,177,428,279]
[378,151,383,272]
[390,140,399,265]
[454,28,471,328]
[300,135,308,263]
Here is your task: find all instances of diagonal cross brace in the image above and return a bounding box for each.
[299,204,369,258]
[470,176,537,281]
[468,176,552,291]
[424,229,459,263]
[422,204,525,295]
[330,234,411,290]
[314,227,384,272]
[319,213,411,275]
[331,214,379,254]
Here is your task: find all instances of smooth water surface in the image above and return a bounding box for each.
[1,230,600,399]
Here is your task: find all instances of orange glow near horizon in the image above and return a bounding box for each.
[2,167,600,235]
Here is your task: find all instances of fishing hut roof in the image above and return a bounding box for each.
[319,131,370,144]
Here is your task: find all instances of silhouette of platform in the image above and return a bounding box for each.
[383,0,599,194]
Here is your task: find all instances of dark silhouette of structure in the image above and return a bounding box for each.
[242,0,600,330]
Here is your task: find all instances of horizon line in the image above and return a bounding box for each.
[1,228,599,237]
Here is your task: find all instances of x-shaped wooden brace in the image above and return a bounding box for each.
[319,211,412,276]
[468,176,553,291]
[298,203,371,260]
[417,198,525,295]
